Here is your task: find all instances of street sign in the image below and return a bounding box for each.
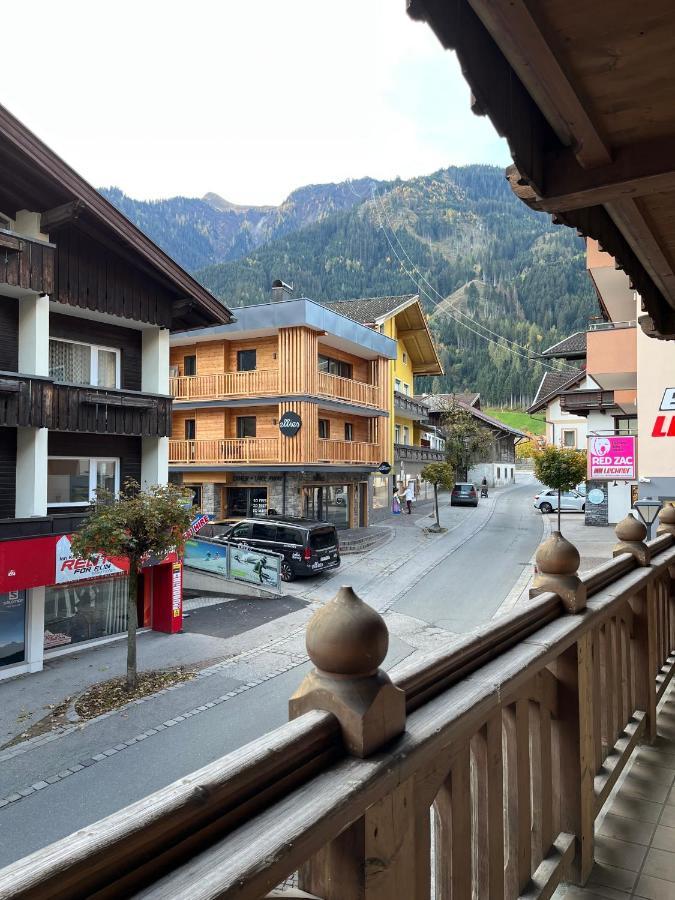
[279,411,302,437]
[587,435,636,480]
[378,461,392,474]
[587,488,605,505]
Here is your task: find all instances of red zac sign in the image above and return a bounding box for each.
[651,387,675,437]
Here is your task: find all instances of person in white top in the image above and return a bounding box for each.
[404,480,415,515]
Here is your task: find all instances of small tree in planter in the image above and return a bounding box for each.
[70,480,194,692]
[421,461,455,531]
[533,446,587,533]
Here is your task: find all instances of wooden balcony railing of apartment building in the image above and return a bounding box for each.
[316,371,381,408]
[0,373,171,436]
[170,370,280,400]
[560,389,616,414]
[317,438,380,465]
[394,442,444,463]
[169,438,280,465]
[0,230,55,295]
[4,512,674,900]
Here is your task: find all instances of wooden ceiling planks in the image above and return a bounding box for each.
[409,0,675,338]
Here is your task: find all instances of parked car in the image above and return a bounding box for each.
[451,482,478,507]
[533,489,585,514]
[198,518,237,539]
[220,516,340,582]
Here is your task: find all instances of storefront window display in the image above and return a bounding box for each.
[0,591,26,667]
[226,486,268,518]
[303,485,350,529]
[44,577,128,650]
[372,475,389,510]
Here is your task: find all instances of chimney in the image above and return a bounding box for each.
[271,279,293,303]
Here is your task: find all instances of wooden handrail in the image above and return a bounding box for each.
[170,370,280,400]
[316,371,381,408]
[1,534,673,899]
[168,438,280,464]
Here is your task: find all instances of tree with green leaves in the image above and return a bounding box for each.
[533,446,587,533]
[421,461,455,530]
[440,398,494,480]
[70,480,194,691]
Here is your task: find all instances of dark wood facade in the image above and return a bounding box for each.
[0,427,15,519]
[0,231,54,296]
[50,312,143,391]
[0,374,171,437]
[48,432,142,487]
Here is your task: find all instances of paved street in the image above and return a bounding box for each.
[0,475,549,866]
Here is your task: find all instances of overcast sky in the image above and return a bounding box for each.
[3,1,509,206]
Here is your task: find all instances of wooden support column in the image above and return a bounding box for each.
[554,632,595,884]
[631,584,658,743]
[300,777,427,900]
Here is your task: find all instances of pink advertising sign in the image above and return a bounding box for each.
[587,435,637,480]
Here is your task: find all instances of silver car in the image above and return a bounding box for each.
[533,488,586,514]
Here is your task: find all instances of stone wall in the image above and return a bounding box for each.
[585,479,608,526]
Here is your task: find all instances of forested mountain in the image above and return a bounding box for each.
[103,166,596,405]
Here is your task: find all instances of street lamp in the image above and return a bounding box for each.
[463,436,471,481]
[632,497,663,541]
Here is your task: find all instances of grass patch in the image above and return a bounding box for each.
[74,667,197,720]
[484,407,546,435]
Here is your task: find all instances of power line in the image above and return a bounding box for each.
[370,185,580,374]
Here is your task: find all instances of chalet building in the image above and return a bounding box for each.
[168,282,396,529]
[529,241,639,525]
[420,393,524,487]
[0,105,232,679]
[318,294,444,513]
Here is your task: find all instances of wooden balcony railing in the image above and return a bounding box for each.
[2,515,674,899]
[317,438,380,464]
[560,389,615,414]
[394,442,444,462]
[317,371,381,408]
[0,374,171,436]
[0,230,55,294]
[171,370,280,400]
[169,437,280,464]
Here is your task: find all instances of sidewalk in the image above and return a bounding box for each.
[497,512,618,616]
[0,483,517,750]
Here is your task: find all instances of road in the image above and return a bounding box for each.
[0,477,542,867]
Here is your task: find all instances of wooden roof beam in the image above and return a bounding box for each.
[41,200,83,233]
[606,198,675,311]
[529,137,675,213]
[467,0,611,169]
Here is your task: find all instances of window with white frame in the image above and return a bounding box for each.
[49,339,120,389]
[403,383,410,396]
[47,457,120,506]
[394,424,401,444]
[562,429,577,448]
[403,426,410,445]
[395,378,402,393]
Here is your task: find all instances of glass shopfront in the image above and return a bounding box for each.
[303,485,350,529]
[43,577,128,651]
[0,591,26,668]
[226,486,268,518]
[372,475,389,510]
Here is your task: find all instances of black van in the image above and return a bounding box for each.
[221,516,340,582]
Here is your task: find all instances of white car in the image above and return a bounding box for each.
[533,489,586,514]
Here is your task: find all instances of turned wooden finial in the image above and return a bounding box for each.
[614,513,650,566]
[530,531,586,613]
[289,586,405,757]
[656,504,675,538]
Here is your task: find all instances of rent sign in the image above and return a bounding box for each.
[587,436,637,480]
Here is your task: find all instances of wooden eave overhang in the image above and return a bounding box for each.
[377,298,444,375]
[408,0,675,340]
[0,104,232,330]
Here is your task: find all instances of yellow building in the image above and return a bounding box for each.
[319,295,444,516]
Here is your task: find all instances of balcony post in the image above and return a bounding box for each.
[141,437,169,490]
[15,426,48,517]
[289,585,405,757]
[18,292,49,377]
[141,327,170,394]
[614,514,650,566]
[530,532,586,613]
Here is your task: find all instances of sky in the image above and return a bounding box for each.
[2,1,510,206]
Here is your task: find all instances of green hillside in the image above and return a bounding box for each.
[483,408,546,435]
[104,165,595,405]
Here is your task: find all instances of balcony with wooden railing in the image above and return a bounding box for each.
[170,370,280,401]
[317,438,380,465]
[3,509,675,898]
[169,437,280,465]
[317,371,381,408]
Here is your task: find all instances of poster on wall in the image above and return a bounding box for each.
[587,436,637,480]
[54,535,128,584]
[227,544,281,589]
[171,563,182,619]
[183,538,228,576]
[0,591,26,667]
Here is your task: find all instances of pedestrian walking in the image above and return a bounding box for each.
[405,480,415,514]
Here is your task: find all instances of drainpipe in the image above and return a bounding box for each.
[282,472,287,516]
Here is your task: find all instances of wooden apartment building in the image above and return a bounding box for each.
[169,282,397,528]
